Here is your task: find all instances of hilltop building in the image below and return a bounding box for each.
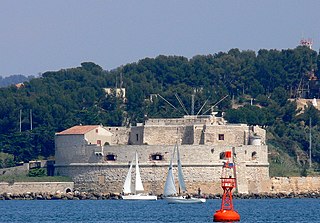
[54,114,269,194]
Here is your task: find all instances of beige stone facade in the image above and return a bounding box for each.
[0,182,74,194]
[55,115,269,194]
[270,177,320,194]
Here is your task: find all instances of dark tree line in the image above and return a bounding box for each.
[0,48,320,172]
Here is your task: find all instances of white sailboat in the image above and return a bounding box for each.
[163,144,206,204]
[122,151,157,200]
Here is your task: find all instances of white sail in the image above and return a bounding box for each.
[163,145,177,196]
[135,151,144,192]
[177,145,186,192]
[123,158,133,194]
[163,144,207,203]
[122,152,157,200]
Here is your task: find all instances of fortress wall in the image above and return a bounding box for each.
[0,164,29,177]
[193,125,204,144]
[270,177,320,194]
[100,145,251,164]
[204,125,247,146]
[85,126,111,145]
[129,126,143,145]
[55,145,269,194]
[55,135,88,165]
[182,125,194,144]
[251,126,266,144]
[143,126,184,145]
[145,118,183,125]
[106,127,130,145]
[235,145,269,165]
[0,182,74,194]
[56,144,269,170]
[245,165,270,193]
[144,116,211,126]
[56,143,102,165]
[55,164,222,195]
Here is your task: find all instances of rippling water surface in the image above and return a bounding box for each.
[0,198,319,222]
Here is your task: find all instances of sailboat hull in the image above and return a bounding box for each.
[122,194,157,200]
[164,196,206,204]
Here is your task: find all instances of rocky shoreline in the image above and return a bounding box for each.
[1,191,320,200]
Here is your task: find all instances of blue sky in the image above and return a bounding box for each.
[1,0,320,77]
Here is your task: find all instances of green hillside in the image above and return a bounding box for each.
[1,47,320,176]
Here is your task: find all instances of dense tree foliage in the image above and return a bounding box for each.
[1,48,320,174]
[0,75,35,87]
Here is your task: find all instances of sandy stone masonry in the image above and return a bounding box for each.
[55,114,270,194]
[0,182,74,194]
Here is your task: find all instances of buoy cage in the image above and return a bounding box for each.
[213,177,240,222]
[213,150,240,222]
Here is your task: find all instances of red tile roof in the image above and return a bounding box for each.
[56,125,100,135]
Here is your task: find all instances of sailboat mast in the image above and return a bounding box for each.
[177,144,186,193]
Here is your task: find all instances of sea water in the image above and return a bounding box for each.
[0,198,319,223]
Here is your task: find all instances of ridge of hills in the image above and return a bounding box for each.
[1,47,320,177]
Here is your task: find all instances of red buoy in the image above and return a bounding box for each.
[213,150,240,222]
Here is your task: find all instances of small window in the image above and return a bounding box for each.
[106,154,116,161]
[252,151,257,160]
[96,129,99,133]
[219,152,225,159]
[29,161,41,169]
[151,154,163,161]
[218,134,224,140]
[97,140,101,145]
[136,134,139,141]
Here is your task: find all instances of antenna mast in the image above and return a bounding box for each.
[175,93,189,115]
[191,94,195,115]
[19,109,22,132]
[30,109,33,130]
[202,95,229,115]
[157,94,178,110]
[309,117,312,168]
[300,38,313,49]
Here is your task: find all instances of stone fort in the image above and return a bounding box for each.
[54,114,269,195]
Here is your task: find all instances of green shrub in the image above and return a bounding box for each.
[28,168,46,177]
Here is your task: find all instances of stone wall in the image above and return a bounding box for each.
[129,126,143,145]
[0,164,28,176]
[143,125,182,145]
[270,177,320,194]
[54,115,269,195]
[107,127,130,145]
[55,144,269,194]
[0,182,74,194]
